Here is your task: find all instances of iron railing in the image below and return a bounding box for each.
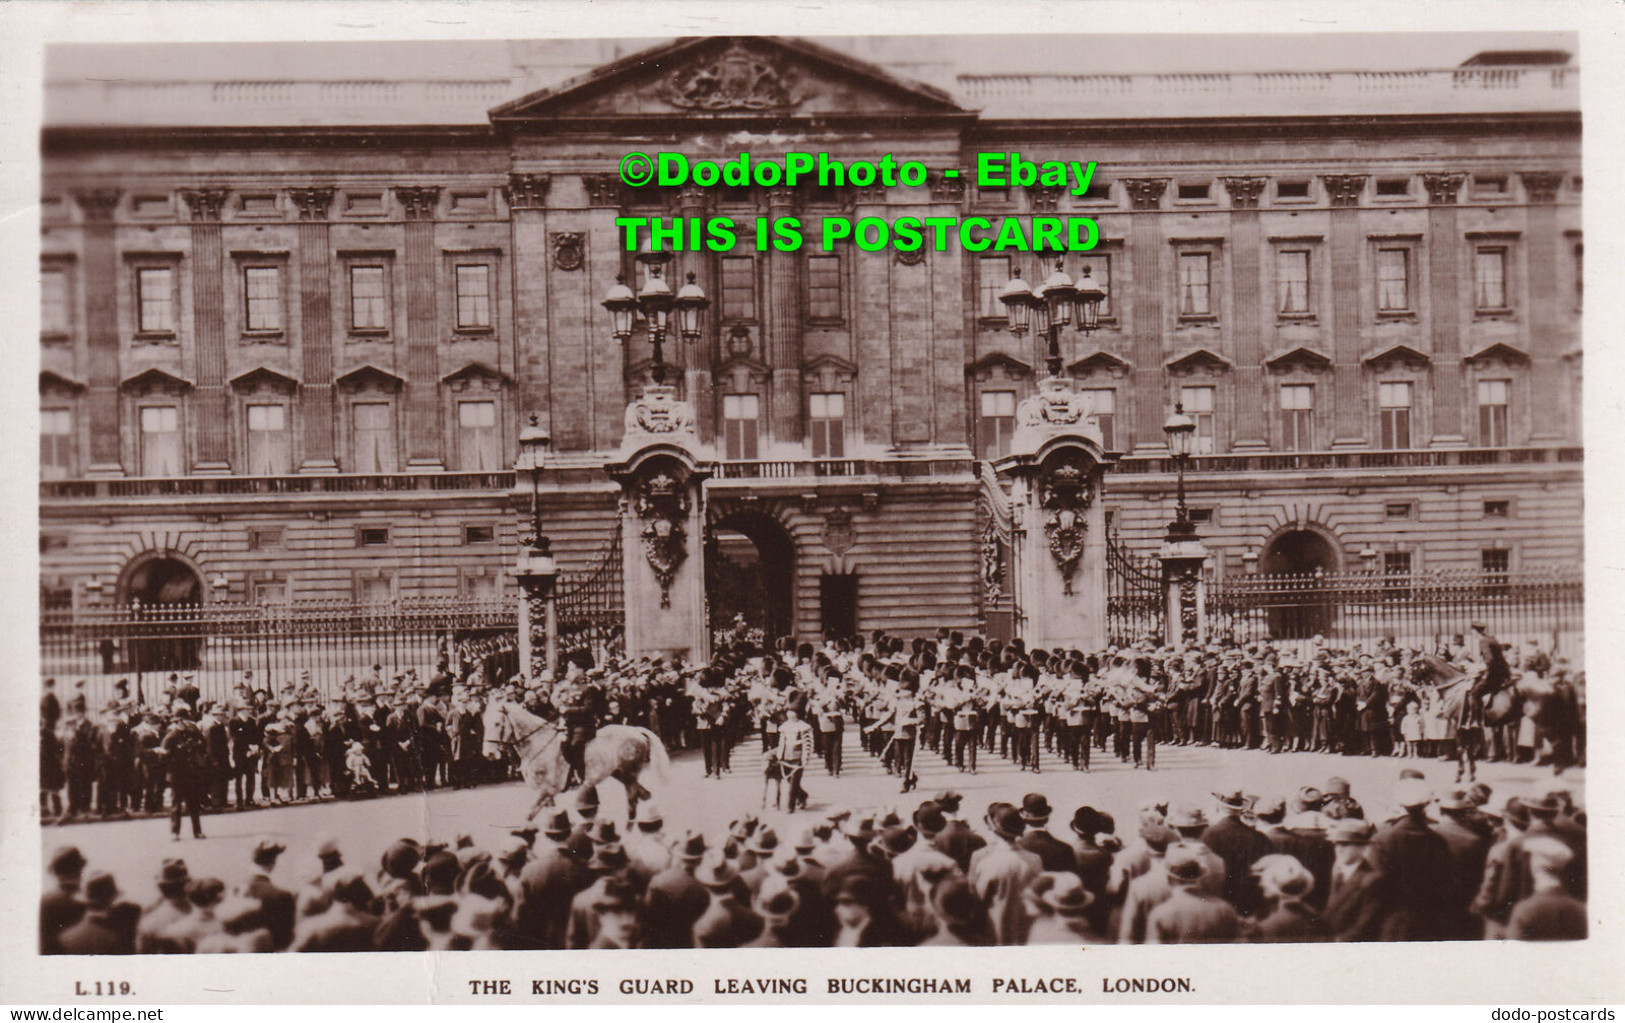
[1106,532,1165,645]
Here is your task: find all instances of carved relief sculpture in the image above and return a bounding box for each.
[1037,459,1097,595]
[663,41,807,111]
[633,469,692,609]
[623,384,696,439]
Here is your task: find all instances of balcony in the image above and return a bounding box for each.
[41,470,516,500]
[1108,446,1583,476]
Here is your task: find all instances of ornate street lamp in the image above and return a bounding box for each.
[603,252,708,387]
[514,414,557,680]
[1163,401,1197,542]
[1000,256,1109,378]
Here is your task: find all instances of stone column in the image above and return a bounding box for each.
[1223,177,1267,450]
[290,187,337,470]
[395,186,444,469]
[1323,174,1368,447]
[504,172,553,432]
[180,188,232,472]
[76,190,123,474]
[1160,539,1211,650]
[767,185,804,447]
[1521,171,1567,441]
[1422,172,1467,446]
[674,184,715,441]
[1122,179,1169,451]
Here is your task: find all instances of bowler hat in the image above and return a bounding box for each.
[1020,793,1053,824]
[253,840,286,862]
[987,803,1026,840]
[543,810,572,840]
[1070,805,1108,839]
[49,845,87,877]
[1164,844,1210,883]
[1166,805,1209,831]
[694,852,738,889]
[587,843,630,873]
[840,814,878,843]
[675,830,708,861]
[1032,871,1093,915]
[933,790,964,813]
[586,821,621,846]
[1394,778,1433,809]
[1328,819,1375,845]
[912,801,947,837]
[872,824,917,858]
[83,870,121,908]
[1256,856,1315,899]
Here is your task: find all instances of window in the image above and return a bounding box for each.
[1177,183,1210,201]
[1077,255,1111,319]
[455,264,492,329]
[41,268,70,337]
[1383,551,1412,576]
[251,580,289,605]
[1378,381,1413,449]
[720,257,756,320]
[245,403,291,475]
[980,185,1009,203]
[1484,500,1511,519]
[243,266,283,332]
[352,402,396,473]
[1079,179,1111,202]
[139,405,182,476]
[1481,548,1510,595]
[1375,178,1410,197]
[1187,508,1214,525]
[806,255,841,321]
[464,572,499,601]
[464,525,496,545]
[456,399,499,471]
[722,393,760,460]
[1181,385,1216,455]
[1079,389,1116,451]
[1384,502,1413,520]
[1376,248,1410,313]
[249,527,283,550]
[1277,181,1310,200]
[1178,253,1211,316]
[979,256,1011,318]
[357,575,392,604]
[1277,250,1311,315]
[1475,176,1508,196]
[40,407,74,479]
[137,268,175,334]
[1474,247,1509,311]
[1477,379,1510,447]
[808,391,845,459]
[977,390,1017,461]
[350,266,388,331]
[1280,384,1314,452]
[358,527,390,547]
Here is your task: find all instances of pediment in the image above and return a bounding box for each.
[802,353,858,378]
[1165,348,1233,374]
[965,352,1033,381]
[1264,345,1333,373]
[1362,344,1432,371]
[1068,350,1132,377]
[40,370,86,394]
[229,366,299,392]
[442,361,512,386]
[1465,342,1531,366]
[120,367,193,393]
[491,36,967,126]
[714,353,773,378]
[335,364,405,392]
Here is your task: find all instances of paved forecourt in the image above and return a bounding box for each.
[40,728,1582,911]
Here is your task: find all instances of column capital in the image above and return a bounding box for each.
[1322,174,1367,207]
[181,188,231,222]
[288,186,336,221]
[1421,172,1466,206]
[766,185,799,210]
[393,186,441,221]
[74,189,122,222]
[1222,176,1268,210]
[1519,171,1566,204]
[504,172,552,210]
[1121,178,1168,211]
[582,174,625,208]
[929,171,965,203]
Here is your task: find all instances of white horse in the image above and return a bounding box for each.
[483,701,670,821]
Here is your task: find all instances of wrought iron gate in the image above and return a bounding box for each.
[1106,531,1164,645]
[554,529,626,667]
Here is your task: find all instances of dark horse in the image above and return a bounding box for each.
[483,701,670,821]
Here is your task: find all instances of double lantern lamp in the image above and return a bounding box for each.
[602,251,710,387]
[998,256,1108,377]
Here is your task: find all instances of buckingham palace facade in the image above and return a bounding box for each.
[38,36,1582,646]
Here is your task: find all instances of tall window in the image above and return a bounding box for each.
[1378,381,1413,449]
[243,266,283,332]
[980,390,1017,460]
[137,268,175,334]
[1178,253,1211,316]
[350,265,388,330]
[1180,385,1216,455]
[1277,250,1311,314]
[806,255,841,321]
[456,399,499,471]
[722,394,760,460]
[979,256,1010,318]
[455,264,492,329]
[357,575,393,605]
[1080,388,1116,451]
[352,402,396,473]
[245,403,291,475]
[41,268,70,337]
[808,392,845,458]
[721,256,756,320]
[1280,384,1314,452]
[40,408,74,479]
[1376,248,1410,312]
[1477,379,1510,447]
[1475,246,1509,311]
[139,405,182,476]
[1481,548,1511,595]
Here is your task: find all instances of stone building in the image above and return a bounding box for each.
[38,35,1582,650]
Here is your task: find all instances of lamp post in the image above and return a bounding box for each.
[604,252,709,387]
[998,256,1107,378]
[1160,401,1206,649]
[1163,402,1197,543]
[514,414,558,681]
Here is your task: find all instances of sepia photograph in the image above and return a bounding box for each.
[10,1,1610,1002]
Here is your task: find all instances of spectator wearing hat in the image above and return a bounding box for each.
[1472,797,1532,939]
[968,802,1042,945]
[1117,823,1179,944]
[892,803,960,927]
[1068,805,1116,929]
[1320,777,1364,821]
[743,875,802,948]
[1202,791,1273,917]
[1275,792,1336,912]
[160,705,208,840]
[1014,794,1073,873]
[244,840,296,952]
[58,872,133,955]
[1525,792,1586,901]
[625,802,671,886]
[821,813,892,907]
[1147,845,1240,944]
[1025,871,1103,944]
[292,871,379,953]
[297,838,347,919]
[1507,836,1586,941]
[929,791,987,874]
[566,838,632,949]
[1247,855,1327,942]
[918,876,990,946]
[1434,788,1492,939]
[830,870,908,947]
[1161,806,1225,898]
[1324,819,1383,941]
[1371,778,1453,940]
[645,830,710,948]
[41,845,87,954]
[137,859,194,954]
[515,816,591,950]
[693,853,763,948]
[161,877,227,954]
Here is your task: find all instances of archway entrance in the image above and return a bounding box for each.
[1261,528,1341,639]
[706,511,795,650]
[118,554,206,672]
